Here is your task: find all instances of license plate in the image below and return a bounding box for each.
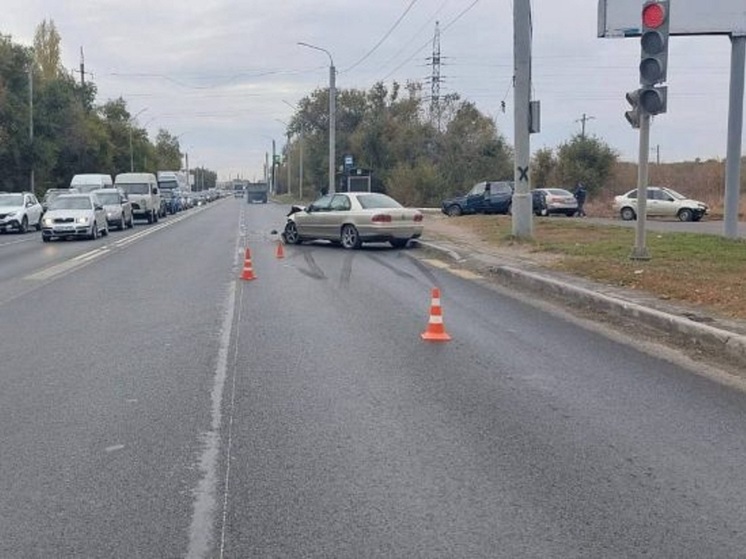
[58,225,74,231]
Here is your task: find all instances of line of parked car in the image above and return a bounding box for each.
[0,173,224,242]
[440,181,710,222]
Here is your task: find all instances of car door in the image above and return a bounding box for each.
[488,182,513,213]
[298,194,332,237]
[26,194,42,225]
[318,194,352,240]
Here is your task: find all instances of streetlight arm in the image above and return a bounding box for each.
[297,42,334,67]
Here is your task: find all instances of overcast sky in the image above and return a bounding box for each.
[2,0,741,181]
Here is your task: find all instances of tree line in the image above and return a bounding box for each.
[0,21,216,194]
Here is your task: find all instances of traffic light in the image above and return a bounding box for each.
[625,89,642,129]
[638,1,669,115]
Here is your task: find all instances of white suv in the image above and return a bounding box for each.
[0,192,43,233]
[613,186,709,222]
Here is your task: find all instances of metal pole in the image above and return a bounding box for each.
[286,133,291,196]
[28,65,34,196]
[631,113,651,260]
[271,139,276,195]
[724,35,745,240]
[512,0,533,239]
[329,63,336,195]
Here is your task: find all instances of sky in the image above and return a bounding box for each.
[1,0,742,182]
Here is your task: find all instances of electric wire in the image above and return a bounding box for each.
[341,0,420,74]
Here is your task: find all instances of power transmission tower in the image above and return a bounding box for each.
[576,113,595,138]
[427,21,443,131]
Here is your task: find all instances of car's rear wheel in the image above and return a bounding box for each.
[678,208,694,222]
[390,239,408,249]
[620,207,636,221]
[340,224,361,249]
[42,235,50,243]
[284,221,301,244]
[35,217,42,231]
[446,205,462,217]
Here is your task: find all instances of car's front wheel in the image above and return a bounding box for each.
[620,207,637,221]
[445,205,462,217]
[284,221,301,245]
[19,216,28,234]
[90,221,99,240]
[678,208,694,222]
[340,224,361,249]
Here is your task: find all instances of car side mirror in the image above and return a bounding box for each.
[152,187,158,194]
[95,204,103,210]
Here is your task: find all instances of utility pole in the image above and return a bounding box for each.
[512,0,533,239]
[428,21,443,131]
[80,46,85,87]
[28,65,34,196]
[299,124,304,200]
[271,139,276,195]
[576,113,595,138]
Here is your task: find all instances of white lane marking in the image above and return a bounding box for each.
[0,236,38,248]
[25,247,111,281]
[24,207,204,281]
[105,444,125,453]
[186,207,244,559]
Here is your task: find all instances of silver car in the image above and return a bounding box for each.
[282,192,424,249]
[41,193,109,242]
[92,188,134,230]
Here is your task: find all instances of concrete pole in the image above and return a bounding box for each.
[723,35,745,239]
[287,132,291,196]
[28,65,34,196]
[329,63,336,195]
[299,125,304,200]
[512,0,533,239]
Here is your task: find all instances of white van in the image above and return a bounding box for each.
[70,174,114,193]
[114,173,161,223]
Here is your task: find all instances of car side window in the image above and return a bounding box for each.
[492,183,512,195]
[330,195,350,211]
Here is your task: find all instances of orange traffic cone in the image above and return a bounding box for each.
[275,240,285,259]
[421,287,451,342]
[240,247,256,281]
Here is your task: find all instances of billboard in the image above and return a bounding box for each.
[598,0,746,37]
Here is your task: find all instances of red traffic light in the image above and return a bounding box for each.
[642,2,666,29]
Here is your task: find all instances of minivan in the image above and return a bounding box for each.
[70,174,114,193]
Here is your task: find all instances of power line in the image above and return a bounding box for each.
[380,0,481,82]
[341,0,420,73]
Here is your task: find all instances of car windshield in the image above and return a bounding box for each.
[357,193,402,209]
[119,183,150,195]
[663,188,686,200]
[50,197,92,210]
[467,183,486,196]
[95,193,121,205]
[0,194,23,206]
[159,180,178,190]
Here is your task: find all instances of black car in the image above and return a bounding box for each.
[441,181,547,217]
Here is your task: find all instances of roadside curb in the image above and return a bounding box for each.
[413,239,746,370]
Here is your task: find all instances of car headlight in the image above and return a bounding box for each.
[76,217,90,224]
[43,217,53,226]
[6,211,18,218]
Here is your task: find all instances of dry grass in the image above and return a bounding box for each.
[436,215,746,320]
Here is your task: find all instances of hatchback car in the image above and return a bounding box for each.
[0,192,43,233]
[283,192,424,249]
[533,188,578,217]
[92,188,134,230]
[613,186,708,222]
[41,193,109,242]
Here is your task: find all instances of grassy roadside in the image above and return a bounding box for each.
[441,216,746,320]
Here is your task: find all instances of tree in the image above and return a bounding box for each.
[554,134,618,193]
[531,147,556,188]
[33,20,62,81]
[154,129,182,170]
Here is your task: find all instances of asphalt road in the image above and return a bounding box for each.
[2,198,746,558]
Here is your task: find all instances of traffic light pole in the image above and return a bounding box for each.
[723,36,745,240]
[512,0,533,239]
[631,112,651,260]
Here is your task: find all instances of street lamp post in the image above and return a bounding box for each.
[298,42,336,195]
[129,107,148,172]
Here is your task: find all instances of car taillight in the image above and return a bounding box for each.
[413,213,423,222]
[371,214,392,223]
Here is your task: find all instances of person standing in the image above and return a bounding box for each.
[574,181,587,217]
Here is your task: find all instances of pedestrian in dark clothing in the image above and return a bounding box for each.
[574,182,587,217]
